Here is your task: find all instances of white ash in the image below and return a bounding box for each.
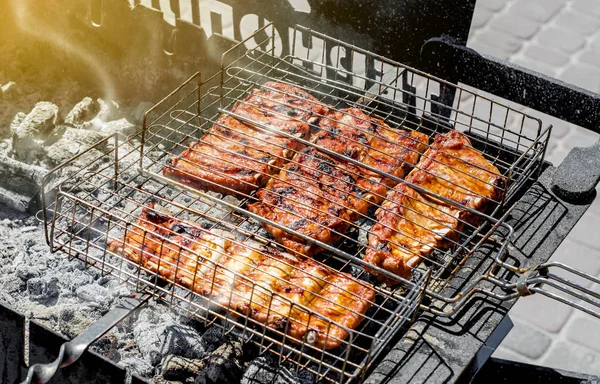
[65,97,100,126]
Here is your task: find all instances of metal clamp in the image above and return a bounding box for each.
[22,294,150,384]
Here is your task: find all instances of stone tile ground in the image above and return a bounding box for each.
[469,0,600,375]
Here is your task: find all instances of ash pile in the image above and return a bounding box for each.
[0,96,315,383]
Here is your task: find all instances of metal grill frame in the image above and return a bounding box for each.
[40,133,429,383]
[137,24,547,303]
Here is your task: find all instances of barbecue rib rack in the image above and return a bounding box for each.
[40,24,600,383]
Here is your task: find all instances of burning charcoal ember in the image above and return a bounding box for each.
[93,117,136,138]
[193,341,244,384]
[133,307,206,366]
[65,97,100,126]
[97,99,121,122]
[242,356,315,384]
[161,355,205,381]
[199,327,229,354]
[11,101,59,162]
[26,276,60,303]
[44,127,105,166]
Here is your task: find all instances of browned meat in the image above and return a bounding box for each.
[247,147,363,256]
[366,131,505,281]
[248,109,428,256]
[163,82,328,196]
[110,203,375,350]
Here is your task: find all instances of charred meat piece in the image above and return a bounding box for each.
[110,203,375,350]
[247,147,365,256]
[163,82,327,196]
[366,131,505,281]
[249,109,428,256]
[315,108,429,202]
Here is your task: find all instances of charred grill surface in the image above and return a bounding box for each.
[366,131,506,281]
[163,82,327,196]
[249,108,428,256]
[110,202,375,350]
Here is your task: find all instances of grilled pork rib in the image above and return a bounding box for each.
[248,109,429,256]
[163,82,328,196]
[110,203,375,350]
[366,131,505,281]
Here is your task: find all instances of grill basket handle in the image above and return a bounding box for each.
[519,262,600,319]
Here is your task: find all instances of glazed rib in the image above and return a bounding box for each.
[366,131,505,281]
[110,203,375,350]
[248,109,428,256]
[163,82,328,196]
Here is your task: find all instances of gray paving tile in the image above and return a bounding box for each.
[572,0,600,18]
[547,238,600,288]
[491,14,540,39]
[554,9,600,36]
[509,0,566,23]
[565,210,600,252]
[543,341,600,375]
[501,319,553,359]
[492,345,535,363]
[469,29,524,56]
[523,43,571,68]
[558,62,600,93]
[480,0,511,13]
[471,6,496,30]
[510,293,574,333]
[566,315,600,354]
[537,27,587,54]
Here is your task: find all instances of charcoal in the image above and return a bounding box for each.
[94,117,136,138]
[193,341,244,384]
[27,276,59,303]
[132,101,154,123]
[133,307,206,366]
[161,355,205,381]
[97,99,121,122]
[44,127,105,166]
[241,356,315,384]
[65,97,100,126]
[11,101,59,161]
[119,356,155,377]
[76,283,110,308]
[8,112,26,136]
[199,327,229,353]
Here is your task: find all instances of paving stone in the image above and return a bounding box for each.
[501,320,552,359]
[562,126,600,150]
[480,0,509,13]
[537,27,587,54]
[470,29,524,57]
[566,315,600,354]
[559,62,600,93]
[555,9,600,36]
[511,56,557,78]
[509,293,574,333]
[509,0,565,23]
[547,238,600,288]
[580,48,600,67]
[572,0,600,18]
[566,209,600,252]
[492,345,535,363]
[471,6,496,30]
[523,43,571,68]
[492,14,540,39]
[543,341,600,376]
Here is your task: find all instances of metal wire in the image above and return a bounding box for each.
[39,23,577,383]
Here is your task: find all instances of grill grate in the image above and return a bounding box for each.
[41,24,553,383]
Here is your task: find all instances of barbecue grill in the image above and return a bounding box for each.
[2,1,600,383]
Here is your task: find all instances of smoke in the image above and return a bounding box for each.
[10,0,117,101]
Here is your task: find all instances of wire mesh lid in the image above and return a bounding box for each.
[40,23,558,383]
